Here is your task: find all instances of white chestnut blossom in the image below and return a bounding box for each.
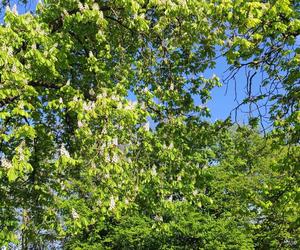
[111,154,119,163]
[78,2,84,11]
[1,158,12,169]
[154,215,163,222]
[124,101,137,110]
[109,196,116,210]
[89,88,95,96]
[60,145,70,158]
[7,47,13,56]
[71,208,79,219]
[77,120,83,128]
[92,3,99,10]
[12,4,18,15]
[151,165,157,176]
[169,83,174,91]
[117,103,123,109]
[11,64,17,73]
[111,95,119,101]
[143,121,150,131]
[112,138,118,146]
[91,161,96,169]
[167,195,173,202]
[105,155,110,162]
[97,199,102,206]
[83,101,95,111]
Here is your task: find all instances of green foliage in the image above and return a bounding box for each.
[0,0,299,249]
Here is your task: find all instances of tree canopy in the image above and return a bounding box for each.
[0,0,299,249]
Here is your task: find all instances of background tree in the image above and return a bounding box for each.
[0,0,299,249]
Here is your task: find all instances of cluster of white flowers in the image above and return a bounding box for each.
[169,83,174,91]
[77,120,84,128]
[60,181,66,190]
[143,121,150,131]
[1,157,12,169]
[16,141,26,161]
[124,198,129,205]
[154,215,163,222]
[116,102,122,109]
[105,154,111,163]
[91,161,96,169]
[12,4,18,15]
[192,189,199,196]
[98,142,106,155]
[83,101,95,111]
[11,64,17,73]
[109,196,116,210]
[101,127,107,134]
[177,175,182,181]
[71,208,79,219]
[96,199,102,206]
[124,100,137,111]
[111,153,119,163]
[143,87,149,93]
[7,46,13,57]
[112,138,118,145]
[111,95,119,101]
[92,3,99,10]
[31,43,37,50]
[78,2,84,11]
[78,2,89,11]
[151,165,157,176]
[89,88,95,96]
[97,90,107,99]
[60,144,70,158]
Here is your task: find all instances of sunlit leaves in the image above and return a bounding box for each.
[0,0,299,248]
